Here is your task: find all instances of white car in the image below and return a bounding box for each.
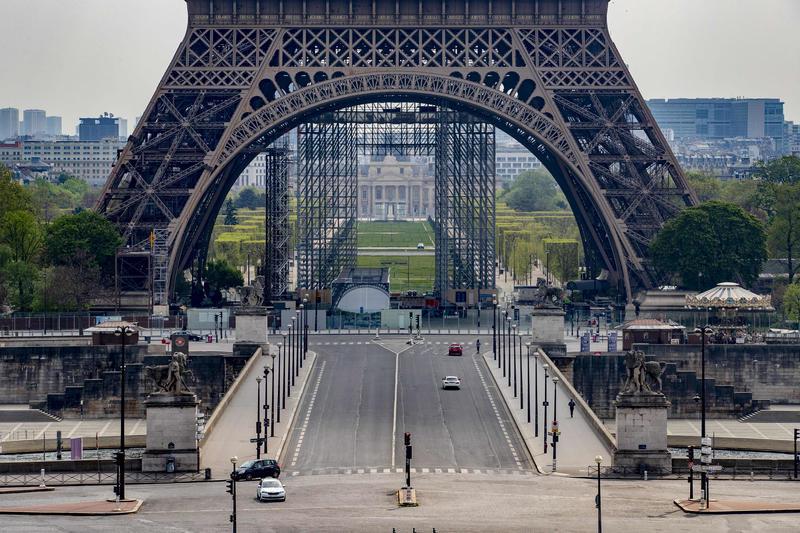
[256,478,286,502]
[442,376,461,390]
[417,243,425,250]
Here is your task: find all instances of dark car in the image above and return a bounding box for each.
[448,343,463,356]
[172,330,204,342]
[232,459,281,481]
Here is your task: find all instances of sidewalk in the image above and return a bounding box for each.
[200,348,317,477]
[674,498,800,514]
[0,498,142,515]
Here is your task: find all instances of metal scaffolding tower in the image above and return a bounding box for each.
[264,139,291,303]
[296,121,358,290]
[435,119,496,298]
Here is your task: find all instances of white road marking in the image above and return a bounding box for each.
[65,421,82,439]
[1,423,23,442]
[474,358,524,470]
[98,420,112,437]
[34,422,52,441]
[290,361,326,467]
[391,346,400,468]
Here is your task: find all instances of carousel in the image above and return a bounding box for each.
[685,282,774,342]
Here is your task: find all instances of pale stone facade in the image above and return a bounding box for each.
[358,155,434,220]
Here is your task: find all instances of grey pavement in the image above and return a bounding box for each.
[2,474,800,531]
[281,335,533,477]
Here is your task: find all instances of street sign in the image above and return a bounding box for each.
[691,464,722,473]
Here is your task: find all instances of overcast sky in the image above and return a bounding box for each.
[1,0,797,131]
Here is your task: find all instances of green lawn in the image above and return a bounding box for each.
[357,221,435,248]
[357,255,435,293]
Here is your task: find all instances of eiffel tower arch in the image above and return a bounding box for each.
[96,0,697,306]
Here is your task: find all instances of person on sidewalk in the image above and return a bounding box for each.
[476,339,481,353]
[568,398,576,418]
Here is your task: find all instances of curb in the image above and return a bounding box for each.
[0,498,143,516]
[275,352,318,464]
[0,487,55,495]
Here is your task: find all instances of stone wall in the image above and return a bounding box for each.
[0,344,251,419]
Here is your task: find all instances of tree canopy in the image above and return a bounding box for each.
[44,211,122,278]
[650,201,767,290]
[234,187,266,209]
[502,170,567,212]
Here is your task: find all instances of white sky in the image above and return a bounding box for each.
[0,0,797,130]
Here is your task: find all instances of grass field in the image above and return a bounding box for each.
[357,254,434,293]
[357,221,435,248]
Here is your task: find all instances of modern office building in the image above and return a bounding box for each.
[118,118,128,140]
[495,144,542,187]
[46,116,62,137]
[0,108,19,141]
[22,109,47,137]
[647,98,786,154]
[78,115,122,141]
[0,139,123,186]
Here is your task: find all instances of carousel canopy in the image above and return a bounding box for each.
[685,282,773,310]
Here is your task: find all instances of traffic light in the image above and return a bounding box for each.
[415,315,420,329]
[795,429,799,440]
[226,478,235,495]
[687,446,695,464]
[404,432,411,446]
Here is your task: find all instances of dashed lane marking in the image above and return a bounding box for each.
[289,361,326,467]
[474,358,524,470]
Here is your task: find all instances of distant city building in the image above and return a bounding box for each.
[359,155,434,220]
[647,98,786,156]
[495,143,542,187]
[0,139,123,187]
[118,118,128,140]
[22,109,47,137]
[785,121,800,156]
[79,114,121,141]
[46,116,62,137]
[0,108,19,140]
[232,152,269,190]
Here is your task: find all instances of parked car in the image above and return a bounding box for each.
[448,343,463,356]
[442,376,461,390]
[256,478,286,502]
[416,243,425,250]
[232,459,281,481]
[171,330,204,341]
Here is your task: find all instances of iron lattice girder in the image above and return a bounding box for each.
[95,0,696,303]
[264,142,291,302]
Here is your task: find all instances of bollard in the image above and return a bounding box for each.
[643,470,648,481]
[750,471,754,481]
[39,468,46,488]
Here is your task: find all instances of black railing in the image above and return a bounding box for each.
[588,465,800,480]
[0,470,209,487]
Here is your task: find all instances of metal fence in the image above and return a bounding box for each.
[0,470,210,487]
[588,464,799,481]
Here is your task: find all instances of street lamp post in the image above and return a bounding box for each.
[289,321,295,391]
[281,336,288,409]
[534,349,539,436]
[552,376,560,471]
[262,367,270,455]
[255,377,263,459]
[695,325,713,505]
[506,316,512,387]
[595,455,603,533]
[512,324,518,397]
[270,350,276,437]
[501,311,507,376]
[229,456,238,533]
[113,324,135,501]
[525,342,531,423]
[492,299,497,361]
[277,341,285,418]
[542,363,549,453]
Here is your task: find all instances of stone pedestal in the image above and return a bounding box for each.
[613,393,672,474]
[234,306,268,347]
[531,307,566,357]
[142,393,199,473]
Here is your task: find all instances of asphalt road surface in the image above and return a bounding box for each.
[282,335,533,475]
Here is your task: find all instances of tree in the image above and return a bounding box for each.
[45,211,122,279]
[766,184,800,283]
[753,156,800,185]
[503,170,567,212]
[650,201,767,290]
[38,254,107,311]
[686,171,722,203]
[0,211,43,263]
[784,283,800,324]
[223,198,239,225]
[234,187,266,209]
[0,164,33,215]
[204,259,244,306]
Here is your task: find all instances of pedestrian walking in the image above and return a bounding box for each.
[568,398,576,418]
[476,339,481,353]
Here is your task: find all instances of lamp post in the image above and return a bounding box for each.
[262,367,270,455]
[229,456,238,533]
[595,455,603,533]
[277,341,284,417]
[255,376,263,459]
[552,376,560,471]
[534,349,539,436]
[501,310,507,376]
[542,363,549,453]
[506,315,512,387]
[525,342,532,423]
[270,350,276,437]
[512,324,518,397]
[492,298,497,361]
[113,324,135,501]
[289,320,295,391]
[694,325,713,505]
[298,303,304,372]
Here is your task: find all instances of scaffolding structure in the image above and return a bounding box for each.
[296,121,358,290]
[264,139,291,303]
[294,102,495,299]
[435,119,496,298]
